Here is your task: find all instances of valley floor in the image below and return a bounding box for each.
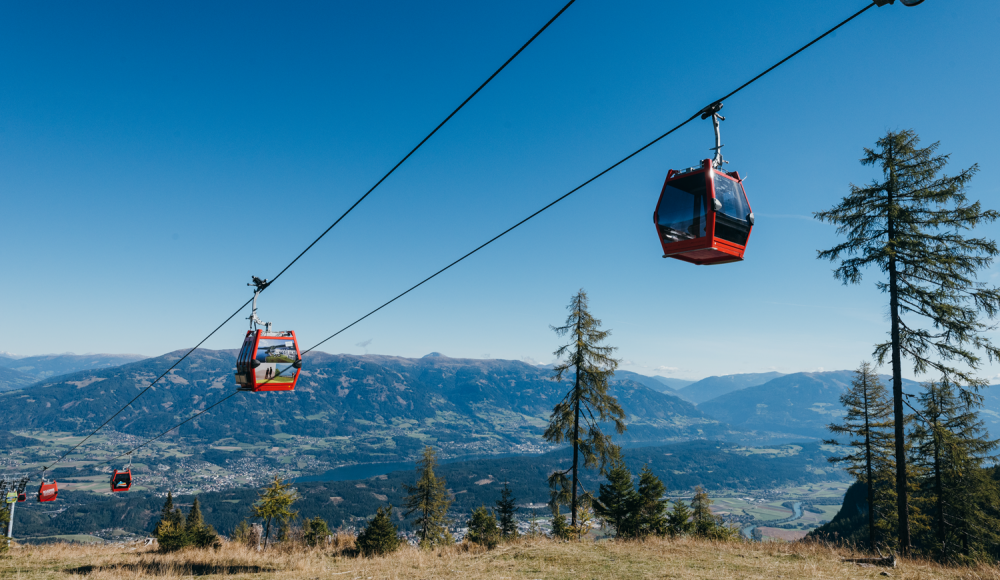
[3,537,998,580]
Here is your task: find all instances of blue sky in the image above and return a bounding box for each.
[3,0,999,381]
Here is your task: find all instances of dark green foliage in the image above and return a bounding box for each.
[550,505,571,540]
[594,454,638,538]
[153,493,219,550]
[303,516,331,547]
[808,481,869,545]
[912,377,1000,562]
[252,476,299,549]
[155,521,190,552]
[403,446,452,548]
[689,486,737,540]
[825,362,895,549]
[667,498,693,537]
[186,497,204,531]
[635,465,669,537]
[356,506,401,557]
[495,483,518,540]
[466,506,500,549]
[816,129,1000,551]
[545,289,626,528]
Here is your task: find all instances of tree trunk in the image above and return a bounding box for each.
[887,149,911,554]
[264,516,272,549]
[571,307,582,528]
[932,394,945,558]
[571,352,581,528]
[863,377,876,550]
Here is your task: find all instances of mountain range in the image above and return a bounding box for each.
[2,350,997,462]
[0,352,147,391]
[0,349,719,465]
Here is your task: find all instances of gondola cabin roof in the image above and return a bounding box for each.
[653,158,753,265]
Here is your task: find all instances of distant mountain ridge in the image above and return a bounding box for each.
[680,372,786,404]
[0,349,719,464]
[698,371,924,439]
[0,353,147,384]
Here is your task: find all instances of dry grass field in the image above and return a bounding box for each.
[2,536,999,580]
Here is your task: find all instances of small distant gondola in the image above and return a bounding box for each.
[37,480,58,502]
[111,469,132,493]
[654,102,754,265]
[234,277,302,393]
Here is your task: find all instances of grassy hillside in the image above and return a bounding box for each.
[3,536,994,580]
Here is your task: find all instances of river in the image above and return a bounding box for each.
[742,501,802,540]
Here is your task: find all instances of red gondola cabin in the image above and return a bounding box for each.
[235,330,302,392]
[654,158,754,265]
[38,480,58,502]
[111,469,132,493]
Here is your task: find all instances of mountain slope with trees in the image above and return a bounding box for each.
[0,349,717,464]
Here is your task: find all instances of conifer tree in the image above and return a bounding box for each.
[495,482,519,539]
[303,516,331,547]
[465,506,501,549]
[635,465,669,538]
[594,453,638,538]
[252,476,299,549]
[824,362,895,549]
[186,497,204,532]
[545,289,626,528]
[690,486,715,537]
[816,129,1000,552]
[403,446,453,548]
[550,504,571,540]
[666,498,693,537]
[912,377,1000,561]
[356,506,401,557]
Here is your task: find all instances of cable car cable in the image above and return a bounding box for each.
[299,1,879,356]
[31,0,880,481]
[88,389,246,469]
[258,0,577,291]
[28,1,576,476]
[35,299,253,476]
[70,2,881,464]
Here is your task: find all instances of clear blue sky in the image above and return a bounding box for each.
[3,0,999,381]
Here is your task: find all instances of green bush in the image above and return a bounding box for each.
[356,506,401,557]
[465,506,500,549]
[303,516,331,547]
[156,521,190,552]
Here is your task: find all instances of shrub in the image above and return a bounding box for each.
[303,516,331,547]
[356,506,401,557]
[156,521,190,552]
[465,506,500,549]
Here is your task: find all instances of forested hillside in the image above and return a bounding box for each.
[10,440,843,539]
[698,371,922,438]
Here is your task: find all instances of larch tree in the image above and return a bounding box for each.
[252,476,299,549]
[824,362,895,549]
[545,289,626,528]
[815,129,1000,552]
[912,377,1000,561]
[402,446,453,548]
